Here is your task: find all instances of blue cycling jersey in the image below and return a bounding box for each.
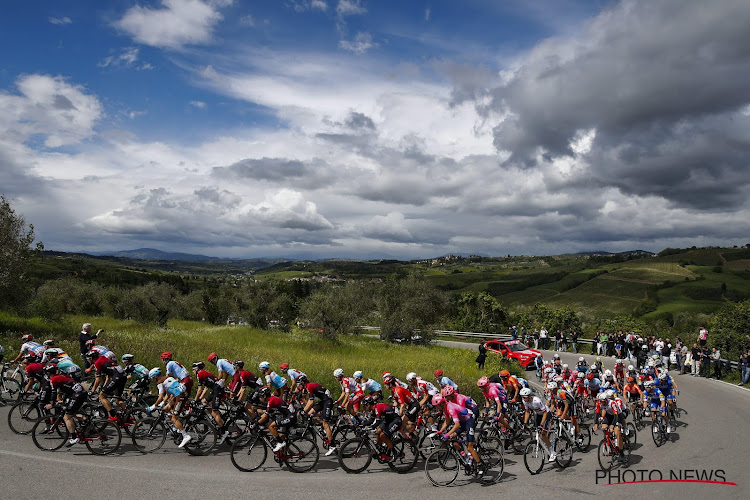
[216,359,235,377]
[438,376,458,390]
[645,387,665,403]
[656,377,674,396]
[166,361,189,380]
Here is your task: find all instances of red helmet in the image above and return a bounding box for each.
[208,352,218,362]
[433,369,443,378]
[477,376,489,388]
[441,385,455,397]
[22,334,33,342]
[586,372,595,380]
[280,363,289,370]
[383,375,394,385]
[160,352,173,360]
[382,371,392,380]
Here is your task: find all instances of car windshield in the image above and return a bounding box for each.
[506,342,528,352]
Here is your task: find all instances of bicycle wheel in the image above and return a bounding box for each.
[85,419,122,455]
[230,432,268,472]
[553,433,573,468]
[337,437,373,473]
[223,416,250,446]
[7,400,41,434]
[620,434,632,466]
[388,436,419,473]
[478,448,504,484]
[418,430,442,460]
[574,424,591,452]
[523,439,545,475]
[131,416,167,453]
[511,426,532,454]
[424,447,459,486]
[0,377,23,404]
[284,436,319,473]
[332,424,357,446]
[184,416,217,456]
[597,439,615,471]
[625,422,637,445]
[651,418,666,447]
[32,416,69,451]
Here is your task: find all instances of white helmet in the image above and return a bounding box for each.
[406,372,417,382]
[578,357,584,362]
[577,372,585,379]
[597,392,607,400]
[605,389,616,399]
[333,368,344,378]
[563,364,569,369]
[148,367,162,379]
[353,370,363,379]
[553,354,560,359]
[553,375,563,383]
[616,359,624,365]
[604,369,612,377]
[259,361,270,370]
[520,387,533,397]
[658,371,667,380]
[546,381,557,390]
[645,380,655,387]
[628,365,635,371]
[544,367,553,374]
[642,344,648,350]
[647,360,655,368]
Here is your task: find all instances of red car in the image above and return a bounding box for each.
[481,339,541,370]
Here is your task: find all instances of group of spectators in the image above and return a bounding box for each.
[511,326,580,353]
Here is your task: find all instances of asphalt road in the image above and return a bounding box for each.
[1,344,746,500]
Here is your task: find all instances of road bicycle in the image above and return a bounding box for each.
[295,405,358,454]
[424,435,504,486]
[558,417,591,452]
[337,428,419,474]
[31,408,122,455]
[7,392,52,434]
[597,423,631,471]
[131,403,217,455]
[230,424,319,473]
[0,363,24,405]
[523,422,572,474]
[646,409,668,447]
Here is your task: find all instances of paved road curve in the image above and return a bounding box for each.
[1,344,746,500]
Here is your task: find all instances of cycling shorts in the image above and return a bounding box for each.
[181,376,193,398]
[314,397,333,422]
[211,386,225,411]
[648,401,665,412]
[533,413,551,430]
[102,375,127,397]
[379,412,402,439]
[404,401,421,422]
[349,391,365,405]
[276,413,298,434]
[459,415,477,443]
[65,393,87,415]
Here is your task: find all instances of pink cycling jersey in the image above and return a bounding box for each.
[485,382,507,402]
[444,401,470,423]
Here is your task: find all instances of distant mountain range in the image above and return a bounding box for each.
[575,250,654,256]
[90,248,220,262]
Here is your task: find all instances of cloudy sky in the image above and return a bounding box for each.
[2,0,750,259]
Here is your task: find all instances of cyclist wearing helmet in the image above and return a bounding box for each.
[354,371,383,402]
[230,361,262,401]
[433,393,483,470]
[121,354,151,391]
[13,334,44,363]
[259,361,288,399]
[595,389,625,452]
[360,397,401,462]
[161,352,193,400]
[78,323,102,369]
[49,364,89,447]
[193,361,230,445]
[576,356,588,372]
[45,349,82,382]
[549,380,581,437]
[150,374,192,448]
[24,357,46,393]
[256,387,297,452]
[585,372,601,401]
[384,374,419,436]
[334,368,364,414]
[381,371,408,389]
[642,380,668,430]
[520,387,556,462]
[477,376,510,432]
[88,350,128,421]
[622,376,643,417]
[433,369,458,392]
[492,370,521,402]
[406,372,437,407]
[301,379,337,456]
[208,353,235,384]
[655,371,679,432]
[279,363,306,393]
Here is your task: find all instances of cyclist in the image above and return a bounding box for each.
[602,369,620,393]
[121,354,151,391]
[23,355,46,393]
[257,387,297,452]
[84,339,116,362]
[354,371,383,402]
[477,376,510,432]
[552,354,563,374]
[382,371,408,389]
[576,356,588,373]
[495,370,521,402]
[433,369,458,391]
[442,385,479,420]
[614,359,626,386]
[520,387,556,462]
[279,363,306,393]
[207,352,234,384]
[384,374,420,436]
[47,364,89,447]
[642,380,668,432]
[259,361,288,399]
[406,372,437,407]
[301,378,337,456]
[13,334,45,362]
[230,360,262,401]
[622,376,643,419]
[361,396,402,462]
[46,349,82,382]
[596,391,624,453]
[193,361,230,445]
[150,374,192,448]
[334,368,364,414]
[549,380,581,437]
[161,352,193,401]
[433,393,482,471]
[655,371,679,432]
[88,350,127,421]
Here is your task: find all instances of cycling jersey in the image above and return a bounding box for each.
[305,382,332,400]
[20,341,45,356]
[436,376,458,390]
[55,358,82,380]
[359,378,382,394]
[159,377,186,397]
[196,369,224,391]
[644,388,665,410]
[125,363,150,380]
[484,382,507,403]
[50,374,85,396]
[91,345,116,361]
[215,359,235,377]
[339,376,360,395]
[165,361,190,381]
[94,356,125,378]
[265,371,287,390]
[286,368,306,382]
[25,362,45,380]
[656,377,675,398]
[444,401,471,423]
[454,393,478,414]
[41,350,70,363]
[413,378,437,398]
[230,370,261,395]
[523,396,550,415]
[392,386,416,406]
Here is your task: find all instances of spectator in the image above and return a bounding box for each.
[476,342,487,370]
[539,327,548,350]
[510,326,518,341]
[679,343,689,374]
[662,341,672,371]
[699,326,709,347]
[78,323,102,370]
[739,353,750,386]
[533,329,539,350]
[571,330,578,354]
[592,332,600,355]
[712,347,723,379]
[600,332,609,356]
[654,337,664,357]
[691,343,701,377]
[701,346,712,377]
[561,331,568,352]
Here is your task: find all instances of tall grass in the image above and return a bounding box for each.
[0,314,521,401]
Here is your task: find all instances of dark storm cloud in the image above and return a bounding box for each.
[53,94,77,111]
[345,111,376,131]
[213,157,308,181]
[487,0,750,211]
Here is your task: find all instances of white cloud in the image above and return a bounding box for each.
[0,74,102,148]
[113,0,229,49]
[311,0,328,10]
[189,100,207,109]
[339,32,377,54]
[49,16,72,25]
[98,47,153,70]
[239,14,255,26]
[337,0,366,17]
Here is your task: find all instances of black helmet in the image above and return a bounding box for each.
[24,354,39,362]
[258,387,271,398]
[44,364,58,375]
[233,360,245,369]
[192,361,205,370]
[86,350,100,359]
[362,396,375,406]
[297,374,308,384]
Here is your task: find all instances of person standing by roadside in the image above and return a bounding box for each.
[476,342,487,370]
[691,343,701,377]
[712,347,723,379]
[739,352,750,386]
[539,327,548,350]
[79,323,102,370]
[662,342,672,371]
[701,346,712,377]
[680,343,689,374]
[533,329,539,350]
[553,330,561,351]
[571,330,578,354]
[699,326,709,347]
[600,332,609,356]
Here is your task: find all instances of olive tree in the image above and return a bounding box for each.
[0,195,43,310]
